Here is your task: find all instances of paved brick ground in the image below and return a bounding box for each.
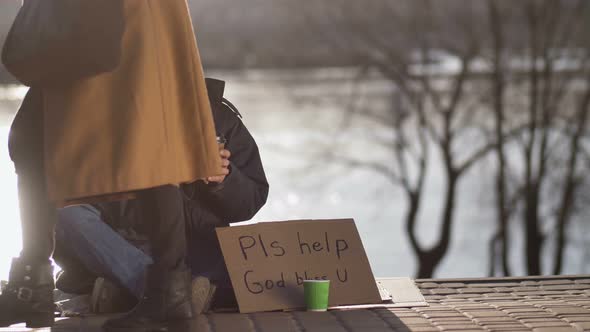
[1,275,589,331]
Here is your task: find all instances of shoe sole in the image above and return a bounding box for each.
[26,313,55,328]
[0,313,55,328]
[103,326,167,332]
[191,277,216,314]
[104,319,195,332]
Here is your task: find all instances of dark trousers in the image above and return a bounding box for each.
[9,88,186,269]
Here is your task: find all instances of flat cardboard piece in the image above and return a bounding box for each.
[216,219,381,313]
[329,277,428,310]
[377,277,427,305]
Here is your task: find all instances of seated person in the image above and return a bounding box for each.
[52,78,269,314]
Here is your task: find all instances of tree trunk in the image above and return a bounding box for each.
[405,192,424,269]
[523,0,543,276]
[414,172,458,278]
[416,254,441,279]
[553,85,590,274]
[524,186,543,275]
[488,234,500,276]
[488,0,511,277]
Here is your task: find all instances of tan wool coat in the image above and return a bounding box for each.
[41,0,221,204]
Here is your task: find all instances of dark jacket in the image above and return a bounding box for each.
[182,78,269,281]
[98,78,269,282]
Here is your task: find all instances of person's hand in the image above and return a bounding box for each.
[206,149,231,183]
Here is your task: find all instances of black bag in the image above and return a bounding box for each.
[1,0,126,86]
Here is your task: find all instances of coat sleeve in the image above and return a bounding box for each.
[195,110,269,223]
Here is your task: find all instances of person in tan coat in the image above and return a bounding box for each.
[0,1,221,331]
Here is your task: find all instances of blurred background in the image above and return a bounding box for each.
[1,0,590,281]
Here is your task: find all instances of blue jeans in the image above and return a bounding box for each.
[54,205,153,297]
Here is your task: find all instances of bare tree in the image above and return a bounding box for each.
[484,0,590,276]
[514,0,589,275]
[297,0,507,278]
[486,0,512,277]
[552,76,590,274]
[294,0,590,277]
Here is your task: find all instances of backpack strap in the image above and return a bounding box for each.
[221,97,242,119]
[206,77,243,119]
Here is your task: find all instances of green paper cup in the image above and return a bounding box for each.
[303,280,330,312]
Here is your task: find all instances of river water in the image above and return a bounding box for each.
[0,68,589,281]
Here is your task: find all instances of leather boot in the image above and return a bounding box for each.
[0,258,55,328]
[90,277,138,314]
[55,269,96,295]
[103,264,194,332]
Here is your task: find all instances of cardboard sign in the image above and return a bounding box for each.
[216,219,381,313]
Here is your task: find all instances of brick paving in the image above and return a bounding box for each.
[1,275,590,331]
